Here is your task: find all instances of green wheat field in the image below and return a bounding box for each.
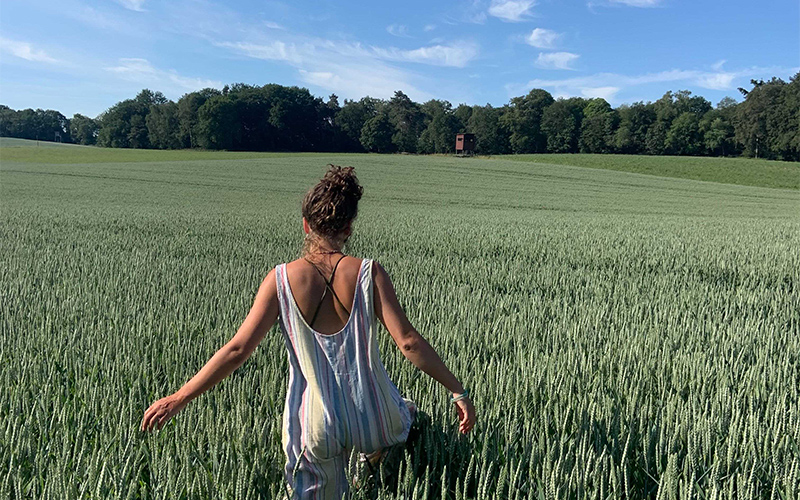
[1,138,799,499]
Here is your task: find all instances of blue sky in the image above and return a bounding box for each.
[0,0,797,118]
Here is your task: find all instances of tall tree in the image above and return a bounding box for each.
[0,105,13,137]
[782,72,800,161]
[702,117,734,156]
[467,104,510,155]
[583,98,612,118]
[542,98,586,153]
[70,114,99,145]
[665,112,701,155]
[501,89,554,153]
[453,104,473,131]
[336,97,382,152]
[193,84,327,151]
[195,94,239,150]
[579,100,618,154]
[673,89,712,116]
[613,102,655,154]
[644,90,711,155]
[387,91,424,153]
[360,111,394,153]
[260,84,326,151]
[177,88,221,148]
[321,94,342,151]
[418,100,461,154]
[8,108,37,140]
[147,101,181,149]
[97,89,166,148]
[735,78,789,159]
[646,92,677,155]
[9,75,796,158]
[0,108,70,142]
[645,120,669,155]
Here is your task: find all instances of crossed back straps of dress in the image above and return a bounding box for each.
[302,254,351,328]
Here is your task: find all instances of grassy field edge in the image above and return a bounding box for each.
[2,137,798,190]
[491,153,800,190]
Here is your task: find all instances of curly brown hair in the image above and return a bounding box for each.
[301,165,363,254]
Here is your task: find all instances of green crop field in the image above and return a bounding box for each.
[500,154,800,190]
[1,140,799,499]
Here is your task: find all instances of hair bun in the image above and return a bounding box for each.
[301,164,364,244]
[322,165,363,201]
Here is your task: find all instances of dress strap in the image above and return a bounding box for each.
[304,254,350,328]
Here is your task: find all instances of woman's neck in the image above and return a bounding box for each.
[310,248,342,255]
[303,233,344,257]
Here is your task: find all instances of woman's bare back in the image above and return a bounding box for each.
[284,255,365,335]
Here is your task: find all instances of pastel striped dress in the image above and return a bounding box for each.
[275,258,416,499]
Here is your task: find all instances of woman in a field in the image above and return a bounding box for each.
[141,164,475,499]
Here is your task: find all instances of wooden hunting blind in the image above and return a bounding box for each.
[455,133,475,155]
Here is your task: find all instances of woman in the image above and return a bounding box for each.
[141,164,476,499]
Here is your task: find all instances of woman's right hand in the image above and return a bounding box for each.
[455,396,476,434]
[141,393,187,432]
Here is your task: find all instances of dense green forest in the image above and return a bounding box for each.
[1,74,798,160]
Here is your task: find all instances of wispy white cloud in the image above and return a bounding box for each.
[488,0,535,21]
[580,86,620,100]
[217,39,435,101]
[263,21,285,30]
[507,64,800,103]
[60,0,159,37]
[109,0,463,102]
[106,58,157,78]
[526,28,561,49]
[387,24,410,37]
[115,0,146,12]
[105,58,222,91]
[298,66,430,101]
[535,51,579,70]
[372,41,479,67]
[0,37,59,63]
[697,60,735,89]
[621,68,743,88]
[695,72,735,90]
[220,38,477,68]
[215,41,302,63]
[447,0,489,24]
[424,24,437,32]
[70,5,126,31]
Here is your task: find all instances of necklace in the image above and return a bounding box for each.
[304,250,344,270]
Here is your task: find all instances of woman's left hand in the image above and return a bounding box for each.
[141,393,187,432]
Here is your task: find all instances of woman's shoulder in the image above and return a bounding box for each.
[280,255,370,276]
[280,255,368,265]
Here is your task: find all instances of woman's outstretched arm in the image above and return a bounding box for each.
[372,261,476,434]
[141,268,280,432]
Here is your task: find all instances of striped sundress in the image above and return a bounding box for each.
[275,258,416,499]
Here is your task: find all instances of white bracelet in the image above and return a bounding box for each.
[450,389,469,404]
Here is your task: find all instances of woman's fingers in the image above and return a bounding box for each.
[455,398,475,434]
[156,413,170,430]
[141,395,180,432]
[143,408,164,432]
[141,406,158,432]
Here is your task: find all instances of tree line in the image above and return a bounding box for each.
[1,73,798,160]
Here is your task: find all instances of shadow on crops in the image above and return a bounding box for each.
[356,409,477,500]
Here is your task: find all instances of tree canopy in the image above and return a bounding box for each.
[2,73,798,161]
